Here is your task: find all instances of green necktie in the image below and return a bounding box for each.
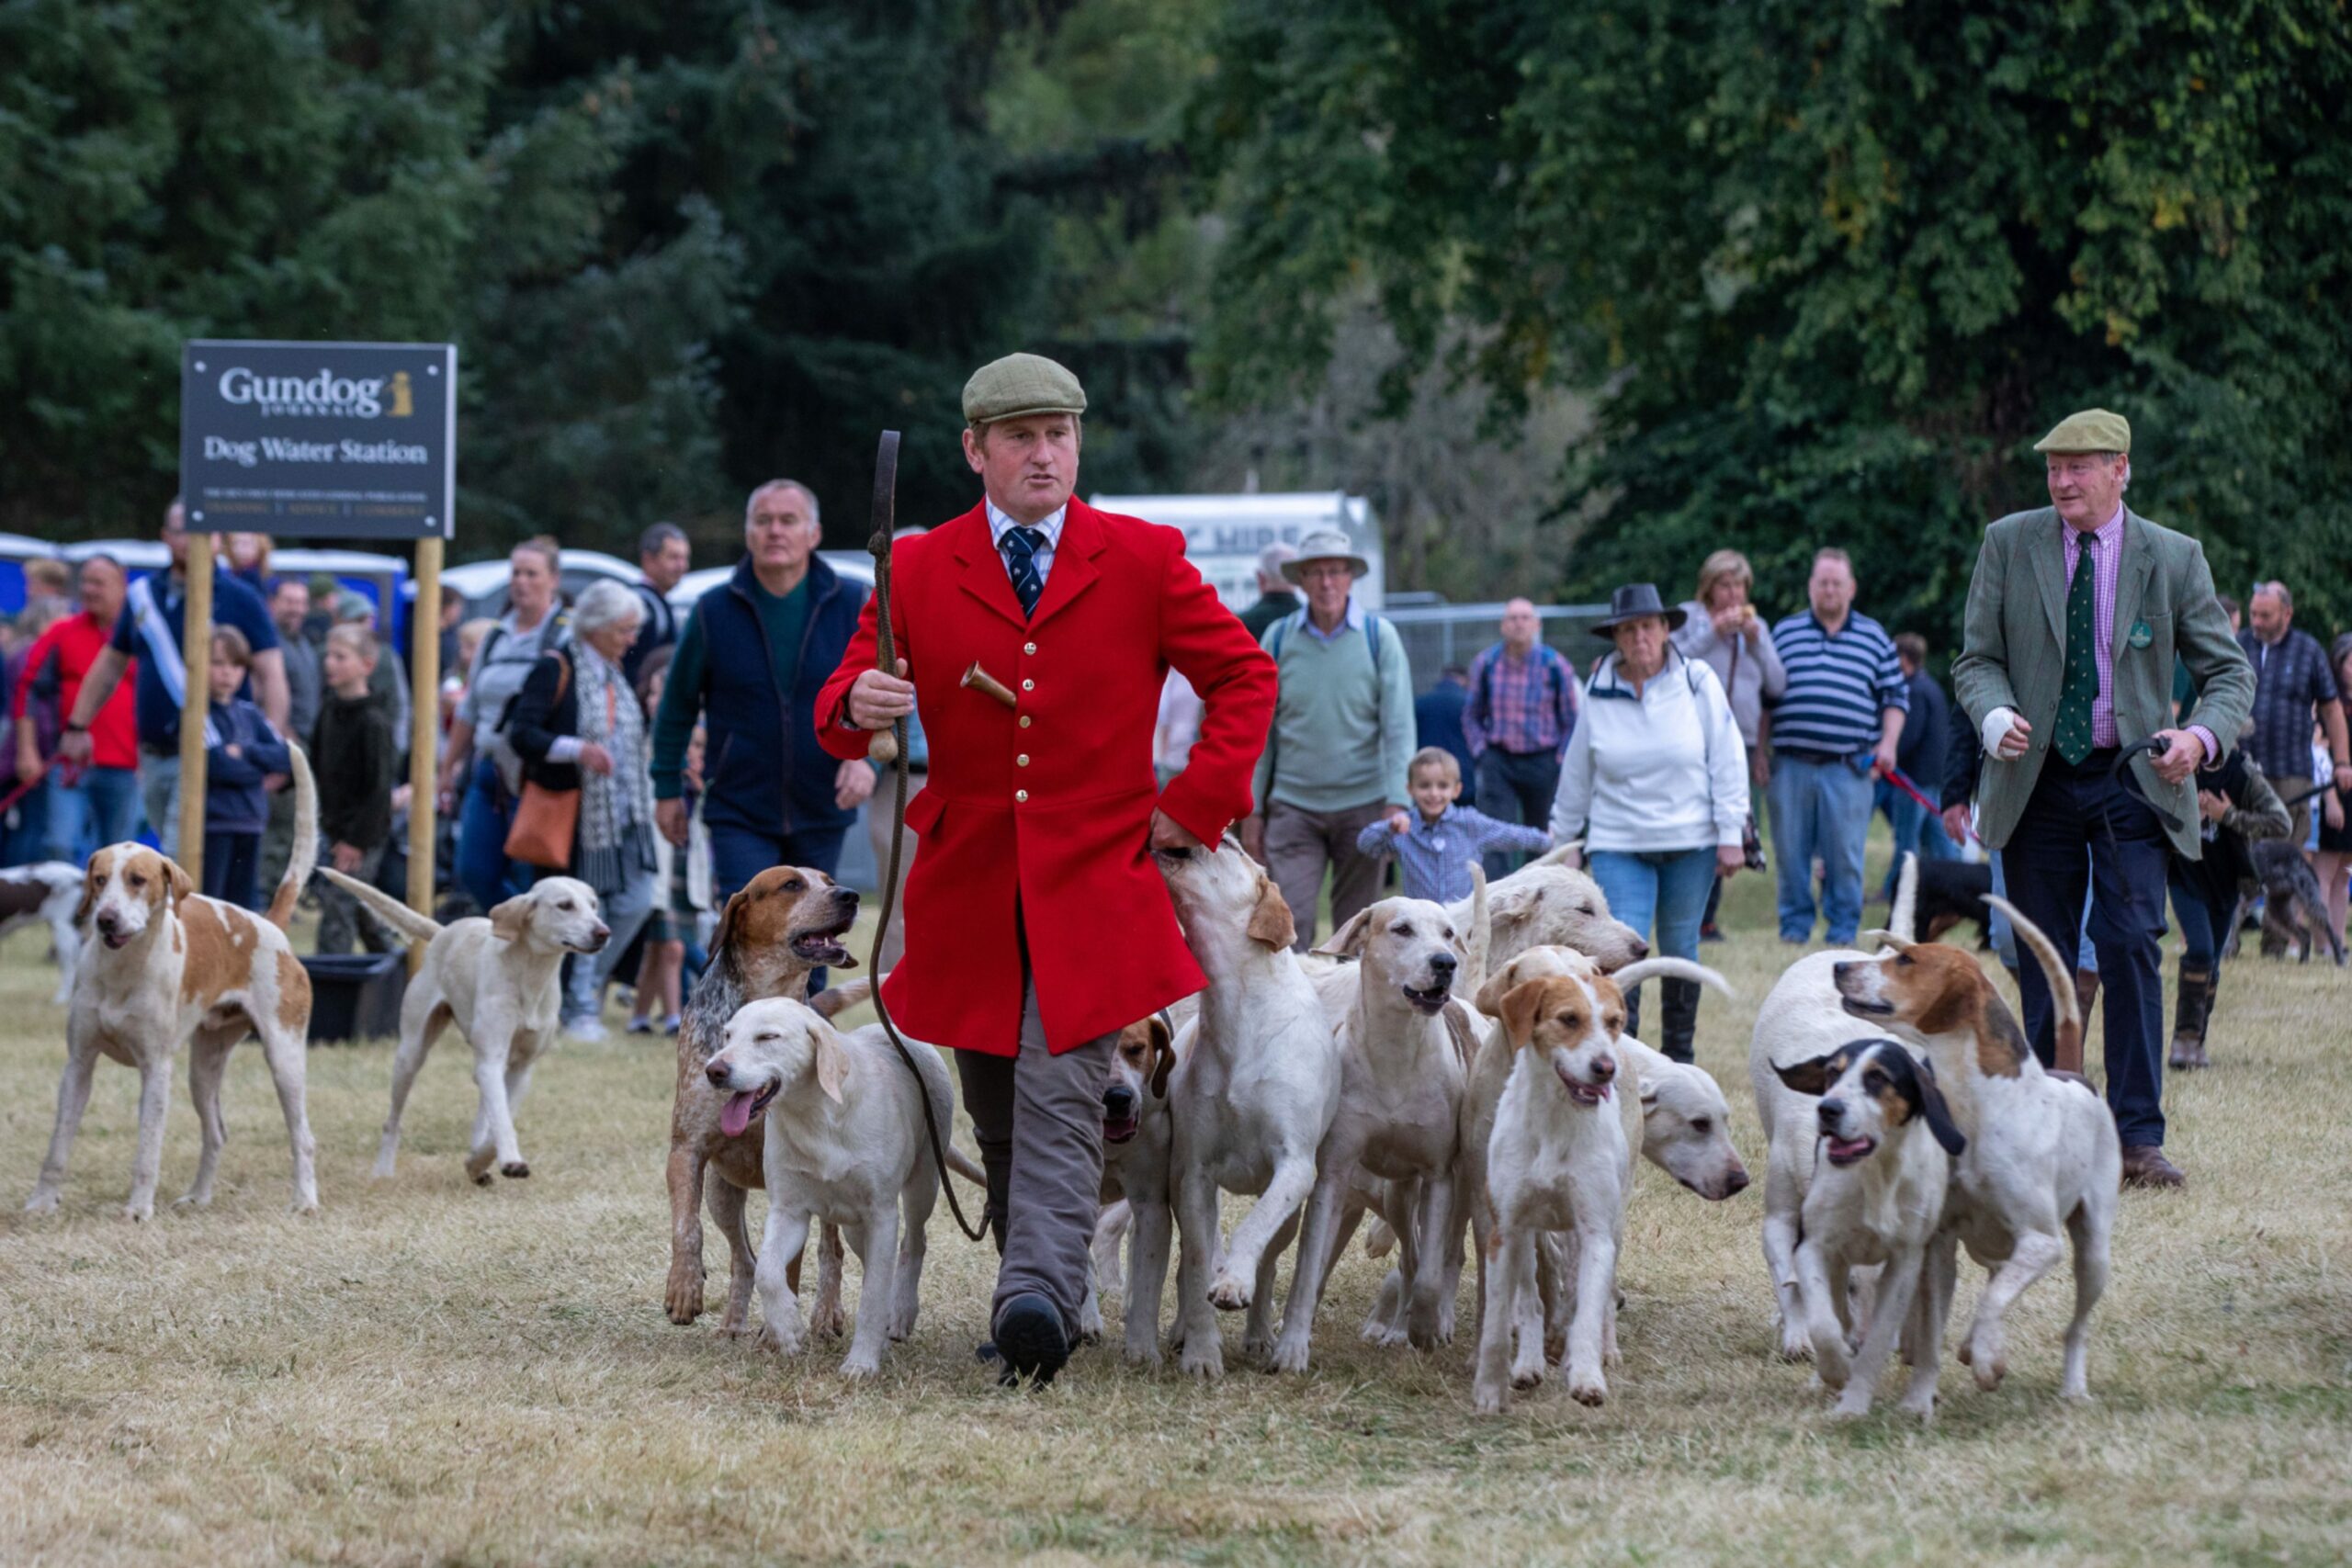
[2054,531,2099,764]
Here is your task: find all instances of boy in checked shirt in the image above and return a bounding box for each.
[1355,747,1551,903]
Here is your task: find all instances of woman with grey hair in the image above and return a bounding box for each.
[509,577,657,1039]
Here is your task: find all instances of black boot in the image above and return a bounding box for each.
[2170,964,2213,1070]
[1660,977,1702,1065]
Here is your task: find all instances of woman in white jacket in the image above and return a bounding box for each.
[1550,583,1750,1061]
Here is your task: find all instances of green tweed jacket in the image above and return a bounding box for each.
[1951,506,2254,859]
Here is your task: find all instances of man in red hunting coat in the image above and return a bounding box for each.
[818,353,1276,1385]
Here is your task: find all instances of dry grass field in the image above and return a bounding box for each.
[4,863,2349,1566]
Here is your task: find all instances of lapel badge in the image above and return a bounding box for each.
[2128,619,2154,650]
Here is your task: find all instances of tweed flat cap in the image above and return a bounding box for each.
[2033,408,2132,455]
[963,353,1087,424]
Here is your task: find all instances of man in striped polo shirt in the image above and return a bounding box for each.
[1766,547,1907,944]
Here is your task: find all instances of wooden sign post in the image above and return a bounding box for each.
[407,536,444,970]
[174,531,217,880]
[181,340,457,936]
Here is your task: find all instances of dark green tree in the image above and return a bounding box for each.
[1194,0,2352,647]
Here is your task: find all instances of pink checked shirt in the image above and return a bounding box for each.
[2062,507,2215,762]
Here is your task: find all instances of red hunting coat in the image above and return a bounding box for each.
[816,498,1277,1055]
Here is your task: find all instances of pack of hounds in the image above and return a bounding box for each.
[18,759,2130,1419]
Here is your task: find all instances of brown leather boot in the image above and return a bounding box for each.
[2120,1145,2186,1190]
[2169,964,2213,1070]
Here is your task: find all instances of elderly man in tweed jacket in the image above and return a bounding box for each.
[1952,408,2253,1190]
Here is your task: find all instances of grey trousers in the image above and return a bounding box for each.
[954,973,1115,1338]
[1264,797,1390,953]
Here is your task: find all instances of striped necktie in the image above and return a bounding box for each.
[1001,526,1046,617]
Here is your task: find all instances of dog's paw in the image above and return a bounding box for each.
[839,1355,881,1381]
[1898,1391,1938,1424]
[715,1314,753,1340]
[1473,1382,1508,1416]
[809,1300,847,1340]
[500,1160,530,1179]
[1779,1327,1815,1362]
[1123,1340,1163,1370]
[1206,1274,1253,1313]
[1567,1370,1608,1406]
[1510,1363,1544,1393]
[1178,1339,1224,1381]
[1266,1337,1311,1375]
[173,1191,207,1209]
[1827,1397,1871,1424]
[288,1194,319,1215]
[121,1201,153,1224]
[22,1190,60,1216]
[664,1269,706,1325]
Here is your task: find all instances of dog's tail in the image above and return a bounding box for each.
[810,976,876,1020]
[944,1143,988,1189]
[315,864,445,947]
[263,743,318,930]
[1611,956,1735,998]
[1888,851,1919,946]
[1984,893,2080,1073]
[1461,862,1491,1001]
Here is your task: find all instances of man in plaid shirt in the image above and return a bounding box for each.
[1464,598,1578,875]
[2238,581,2351,849]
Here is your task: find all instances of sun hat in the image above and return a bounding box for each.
[1589,582,1688,637]
[1279,527,1370,584]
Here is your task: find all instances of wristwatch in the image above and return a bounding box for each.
[62,722,86,736]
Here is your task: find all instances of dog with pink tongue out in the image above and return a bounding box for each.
[702,997,984,1379]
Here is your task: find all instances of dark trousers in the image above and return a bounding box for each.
[200,829,262,911]
[707,820,848,990]
[1998,750,2170,1149]
[1476,748,1562,879]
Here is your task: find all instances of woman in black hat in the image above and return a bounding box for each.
[1547,583,1751,1060]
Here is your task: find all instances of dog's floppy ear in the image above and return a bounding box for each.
[1315,907,1374,960]
[812,1021,850,1105]
[488,895,532,942]
[1246,874,1295,952]
[75,850,111,928]
[1146,1012,1177,1099]
[1497,976,1555,1048]
[161,857,194,907]
[1772,1049,1849,1098]
[1911,1055,1967,1157]
[713,887,751,955]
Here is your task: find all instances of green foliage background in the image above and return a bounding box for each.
[4,0,2346,650]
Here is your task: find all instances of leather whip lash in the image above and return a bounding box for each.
[864,428,988,1243]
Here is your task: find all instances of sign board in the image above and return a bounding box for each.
[180,340,456,539]
[1087,491,1385,611]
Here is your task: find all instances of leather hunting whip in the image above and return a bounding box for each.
[864,428,989,1243]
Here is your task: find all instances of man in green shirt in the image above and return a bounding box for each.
[1241,528,1415,950]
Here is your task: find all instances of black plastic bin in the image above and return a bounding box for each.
[302,953,409,1043]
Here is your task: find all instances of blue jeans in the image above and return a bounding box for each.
[140,751,180,858]
[47,766,143,863]
[200,829,262,910]
[708,820,850,989]
[457,756,536,913]
[1876,778,1958,897]
[1475,749,1561,880]
[561,866,658,1026]
[2167,867,2233,970]
[1767,753,1874,944]
[1588,846,1716,1015]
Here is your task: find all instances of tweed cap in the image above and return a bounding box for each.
[2032,408,2132,455]
[962,353,1087,424]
